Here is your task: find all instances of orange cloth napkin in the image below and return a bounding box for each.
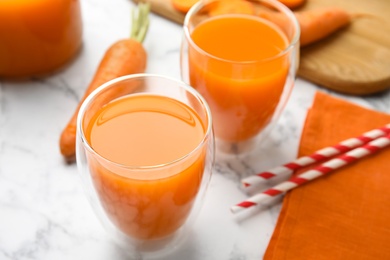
[264,91,390,260]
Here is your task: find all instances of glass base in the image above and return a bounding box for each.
[214,119,279,158]
[113,227,188,259]
[215,137,258,156]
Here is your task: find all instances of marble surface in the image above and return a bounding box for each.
[0,0,389,259]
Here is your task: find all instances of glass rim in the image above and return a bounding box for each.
[183,0,301,64]
[77,73,213,170]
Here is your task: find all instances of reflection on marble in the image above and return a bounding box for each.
[0,0,389,259]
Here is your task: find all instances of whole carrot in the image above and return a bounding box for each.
[59,3,150,163]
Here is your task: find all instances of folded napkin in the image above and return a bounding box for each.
[264,91,390,259]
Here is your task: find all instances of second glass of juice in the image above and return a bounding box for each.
[181,0,300,154]
[76,74,214,257]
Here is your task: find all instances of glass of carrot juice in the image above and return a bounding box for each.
[76,74,214,256]
[181,0,300,154]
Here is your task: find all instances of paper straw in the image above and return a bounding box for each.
[242,123,390,188]
[232,133,390,214]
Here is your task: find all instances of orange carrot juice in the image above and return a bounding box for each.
[84,94,206,240]
[0,0,82,77]
[189,15,289,142]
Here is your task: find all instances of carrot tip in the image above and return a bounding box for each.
[64,155,76,164]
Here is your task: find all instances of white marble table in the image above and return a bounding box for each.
[1,0,389,259]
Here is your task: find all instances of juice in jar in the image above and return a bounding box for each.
[189,15,289,142]
[84,94,207,240]
[0,0,82,78]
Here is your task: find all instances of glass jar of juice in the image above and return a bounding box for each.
[0,0,83,78]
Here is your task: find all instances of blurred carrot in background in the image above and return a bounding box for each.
[259,7,351,47]
[171,0,350,47]
[208,0,255,16]
[296,7,351,46]
[278,0,306,9]
[171,0,199,13]
[171,0,306,14]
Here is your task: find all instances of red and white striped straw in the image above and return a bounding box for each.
[242,123,390,188]
[231,133,390,214]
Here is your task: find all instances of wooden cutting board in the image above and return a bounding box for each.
[134,0,390,95]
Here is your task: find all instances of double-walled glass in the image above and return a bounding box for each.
[181,0,300,154]
[76,74,214,257]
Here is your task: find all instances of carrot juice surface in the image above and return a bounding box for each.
[84,94,207,240]
[0,0,82,77]
[189,15,289,142]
